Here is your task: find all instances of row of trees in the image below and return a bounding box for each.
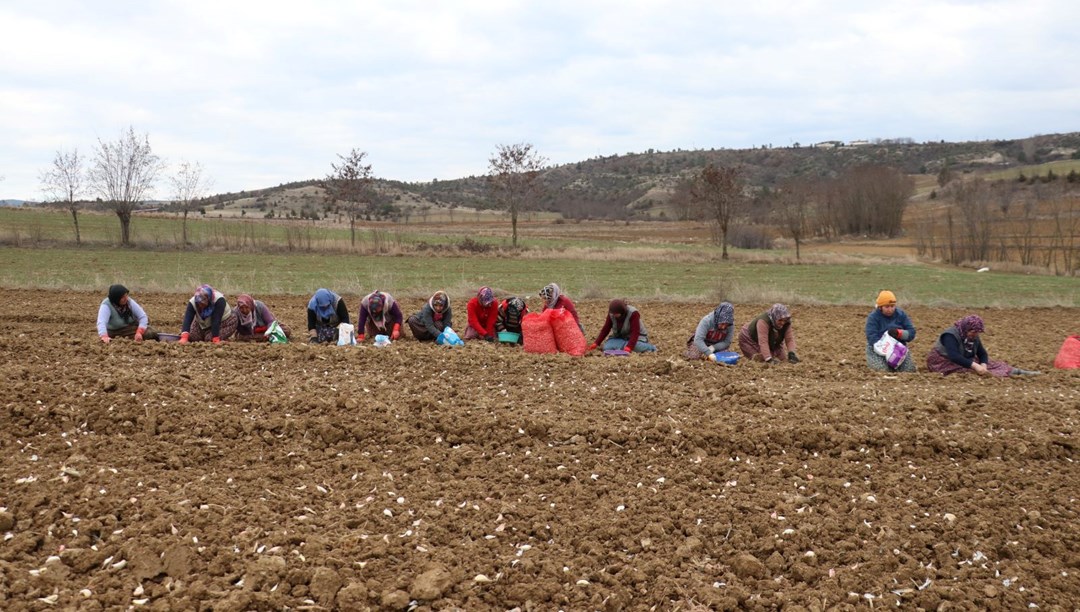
[39,127,211,246]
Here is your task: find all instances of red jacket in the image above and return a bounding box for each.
[466,297,498,338]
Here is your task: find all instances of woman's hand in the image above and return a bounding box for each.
[971,362,988,375]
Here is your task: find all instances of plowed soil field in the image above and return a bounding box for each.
[2,291,1078,611]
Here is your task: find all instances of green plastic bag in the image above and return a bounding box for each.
[265,321,288,344]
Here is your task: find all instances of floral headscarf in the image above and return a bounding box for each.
[477,286,495,307]
[955,314,985,337]
[767,303,791,326]
[236,294,256,327]
[429,291,449,312]
[505,296,525,316]
[539,283,561,309]
[194,284,217,319]
[712,302,734,328]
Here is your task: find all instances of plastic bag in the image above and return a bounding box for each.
[1054,335,1080,369]
[522,311,558,354]
[550,308,587,356]
[436,326,464,347]
[374,334,391,347]
[264,321,288,344]
[337,322,356,346]
[873,332,898,357]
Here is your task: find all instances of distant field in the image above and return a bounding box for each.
[980,159,1080,181]
[1,245,1076,307]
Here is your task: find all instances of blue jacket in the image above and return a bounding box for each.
[865,307,916,348]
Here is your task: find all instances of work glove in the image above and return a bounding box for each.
[178,332,190,345]
[357,334,366,343]
[212,336,221,344]
[888,328,903,340]
[788,351,800,364]
[135,327,146,342]
[624,344,635,353]
[391,323,401,340]
[707,353,718,362]
[587,342,599,352]
[100,335,111,344]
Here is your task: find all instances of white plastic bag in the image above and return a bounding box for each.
[264,321,288,344]
[873,331,898,357]
[337,322,356,346]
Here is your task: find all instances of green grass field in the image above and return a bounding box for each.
[2,245,1076,306]
[980,159,1080,182]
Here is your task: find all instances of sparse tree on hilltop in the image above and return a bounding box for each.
[40,148,86,244]
[169,160,212,248]
[88,127,164,246]
[487,143,547,247]
[324,149,374,248]
[692,163,744,259]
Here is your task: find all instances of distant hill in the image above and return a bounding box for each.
[0,199,29,207]
[192,132,1080,221]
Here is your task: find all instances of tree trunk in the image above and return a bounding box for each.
[795,236,801,261]
[182,210,189,248]
[511,208,519,247]
[70,207,81,245]
[350,216,357,247]
[117,210,132,246]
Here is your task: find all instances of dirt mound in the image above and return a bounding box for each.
[1,291,1077,609]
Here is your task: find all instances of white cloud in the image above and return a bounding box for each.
[2,0,1079,199]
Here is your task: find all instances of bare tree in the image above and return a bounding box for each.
[487,143,547,247]
[692,163,743,259]
[88,127,164,246]
[773,177,814,261]
[169,160,212,248]
[324,149,373,248]
[40,148,86,244]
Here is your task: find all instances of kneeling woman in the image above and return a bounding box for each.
[96,284,158,343]
[180,284,238,343]
[865,290,916,372]
[307,288,350,343]
[685,301,734,360]
[926,314,1039,376]
[408,290,452,342]
[357,290,402,342]
[739,303,799,363]
[234,294,291,342]
[588,299,657,353]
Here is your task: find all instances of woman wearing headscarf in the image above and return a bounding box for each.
[539,282,583,333]
[180,284,238,344]
[233,294,290,342]
[356,290,402,342]
[306,288,350,343]
[865,290,916,372]
[926,314,1039,376]
[587,299,656,353]
[407,290,453,342]
[96,284,158,343]
[684,301,735,360]
[496,296,528,343]
[464,286,498,341]
[739,303,799,363]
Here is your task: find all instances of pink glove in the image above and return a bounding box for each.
[211,336,221,344]
[391,323,401,340]
[135,327,146,342]
[100,334,111,344]
[178,332,190,345]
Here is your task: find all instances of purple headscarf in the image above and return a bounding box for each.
[767,303,791,326]
[478,286,495,307]
[955,314,985,336]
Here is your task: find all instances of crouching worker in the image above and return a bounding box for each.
[739,303,799,364]
[465,286,498,341]
[587,299,657,353]
[685,301,735,360]
[865,290,916,372]
[180,284,238,344]
[407,290,452,342]
[97,284,158,343]
[234,294,290,342]
[357,290,402,342]
[496,296,528,343]
[307,288,349,343]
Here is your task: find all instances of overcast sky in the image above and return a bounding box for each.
[2,0,1078,200]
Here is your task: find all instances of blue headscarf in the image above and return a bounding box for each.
[194,284,216,319]
[308,288,339,321]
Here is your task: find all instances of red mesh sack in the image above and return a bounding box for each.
[1054,335,1080,369]
[550,308,587,357]
[522,311,557,354]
